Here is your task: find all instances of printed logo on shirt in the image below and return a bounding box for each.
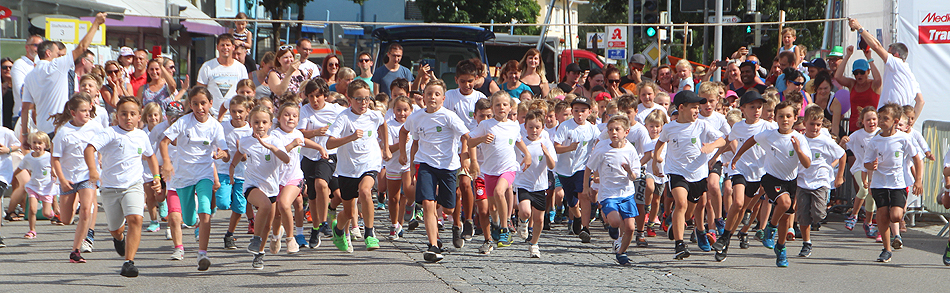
[895,151,901,158]
[691,138,697,144]
[538,155,543,162]
[367,130,373,137]
[468,111,475,118]
[436,126,443,132]
[789,150,794,157]
[581,141,588,147]
[43,170,48,176]
[508,138,514,145]
[138,147,143,154]
[814,152,821,159]
[203,141,210,145]
[265,154,271,161]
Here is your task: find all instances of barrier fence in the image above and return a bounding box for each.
[918,120,950,236]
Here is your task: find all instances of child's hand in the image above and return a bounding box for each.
[838,135,850,147]
[0,145,8,154]
[319,146,329,159]
[317,125,329,136]
[399,153,408,166]
[700,142,717,154]
[161,164,175,180]
[926,151,936,161]
[151,180,161,193]
[862,178,870,189]
[484,133,495,144]
[869,158,878,171]
[293,138,304,148]
[790,136,801,151]
[350,129,364,141]
[834,176,845,188]
[520,153,532,171]
[213,180,221,192]
[569,141,579,151]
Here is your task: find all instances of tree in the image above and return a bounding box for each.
[416,0,542,35]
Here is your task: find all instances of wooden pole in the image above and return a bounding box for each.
[777,10,786,52]
[683,23,689,60]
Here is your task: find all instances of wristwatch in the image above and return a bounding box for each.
[857,27,865,34]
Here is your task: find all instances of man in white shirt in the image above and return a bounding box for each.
[21,13,106,139]
[11,34,44,122]
[297,38,320,80]
[848,18,925,116]
[196,33,249,118]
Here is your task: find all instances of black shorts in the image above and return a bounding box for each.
[244,187,278,204]
[708,161,723,176]
[667,174,707,203]
[871,188,907,209]
[761,173,797,214]
[731,174,762,198]
[558,171,585,207]
[518,188,546,211]
[301,155,340,199]
[338,171,379,201]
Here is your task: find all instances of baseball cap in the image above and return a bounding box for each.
[828,46,844,57]
[628,54,647,65]
[852,59,870,72]
[673,90,707,106]
[119,47,134,57]
[725,90,739,100]
[570,96,592,108]
[739,90,765,106]
[802,58,827,69]
[565,63,582,73]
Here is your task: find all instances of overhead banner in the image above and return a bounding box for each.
[897,2,950,131]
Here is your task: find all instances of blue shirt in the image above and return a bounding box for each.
[371,65,414,97]
[502,82,532,99]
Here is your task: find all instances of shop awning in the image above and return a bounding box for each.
[77,0,227,36]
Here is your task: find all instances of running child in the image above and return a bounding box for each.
[864,103,922,263]
[795,106,846,257]
[732,100,811,267]
[641,109,668,239]
[552,96,600,242]
[0,125,19,248]
[514,110,557,258]
[468,91,532,248]
[471,98,495,254]
[696,82,731,247]
[19,132,58,240]
[606,95,651,247]
[384,95,415,240]
[443,59,487,243]
[217,95,255,250]
[297,79,346,248]
[843,107,880,239]
[85,96,162,277]
[142,103,167,234]
[653,90,726,260]
[237,105,291,270]
[583,115,641,265]
[160,86,230,271]
[635,81,668,125]
[398,79,471,262]
[326,79,390,252]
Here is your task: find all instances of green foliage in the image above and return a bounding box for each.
[416,0,542,35]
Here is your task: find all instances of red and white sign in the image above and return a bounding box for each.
[0,6,12,20]
[919,12,950,44]
[606,26,626,48]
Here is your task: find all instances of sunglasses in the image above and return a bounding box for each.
[789,80,804,86]
[359,59,372,63]
[852,70,866,75]
[748,60,758,65]
[607,79,621,84]
[351,96,373,102]
[279,45,294,50]
[328,63,340,68]
[107,69,120,74]
[166,66,176,70]
[1,66,11,70]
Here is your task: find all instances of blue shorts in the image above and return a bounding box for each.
[558,171,584,207]
[415,163,458,209]
[214,174,247,214]
[600,194,640,220]
[176,179,214,226]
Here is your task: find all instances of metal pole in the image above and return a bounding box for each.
[702,0,708,64]
[252,0,259,60]
[667,0,672,65]
[537,0,557,52]
[627,0,635,61]
[713,0,722,81]
[822,0,833,50]
[165,0,170,55]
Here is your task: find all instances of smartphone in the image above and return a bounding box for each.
[421,59,436,71]
[857,34,870,52]
[295,53,301,61]
[715,60,729,67]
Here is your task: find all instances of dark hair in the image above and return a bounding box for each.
[116,95,142,110]
[321,54,340,80]
[811,70,834,93]
[877,103,902,121]
[1,57,13,65]
[524,109,545,123]
[603,65,621,79]
[51,93,96,129]
[216,33,236,45]
[235,12,248,19]
[184,86,214,114]
[296,38,311,47]
[739,61,756,71]
[778,51,796,65]
[145,59,163,83]
[74,50,94,66]
[774,100,800,116]
[474,98,492,111]
[37,41,59,59]
[456,59,479,77]
[616,94,638,111]
[303,78,329,98]
[388,43,403,53]
[389,78,410,95]
[782,67,803,84]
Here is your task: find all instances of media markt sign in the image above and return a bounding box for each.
[919,11,950,44]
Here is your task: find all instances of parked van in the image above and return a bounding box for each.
[371,25,494,89]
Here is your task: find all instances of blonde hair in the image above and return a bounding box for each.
[762,87,780,108]
[697,82,721,99]
[518,49,547,83]
[644,108,669,125]
[142,102,164,124]
[606,115,631,130]
[725,109,742,125]
[27,131,52,151]
[675,59,693,71]
[781,27,797,38]
[424,79,447,94]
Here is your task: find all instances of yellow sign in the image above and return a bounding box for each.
[45,18,105,45]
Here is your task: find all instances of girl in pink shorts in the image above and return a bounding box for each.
[18,132,58,239]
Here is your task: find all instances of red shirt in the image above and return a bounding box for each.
[129,71,147,95]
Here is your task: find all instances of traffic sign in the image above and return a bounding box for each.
[0,6,11,19]
[642,42,659,65]
[607,48,626,60]
[606,26,626,48]
[707,15,740,23]
[45,18,106,45]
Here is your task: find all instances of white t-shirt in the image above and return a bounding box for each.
[299,60,321,80]
[298,103,347,158]
[635,103,668,124]
[729,119,776,182]
[239,135,284,197]
[196,58,249,117]
[587,142,640,202]
[878,57,921,109]
[19,152,57,195]
[552,118,600,176]
[847,128,880,173]
[11,56,35,116]
[865,132,919,189]
[643,137,666,184]
[0,127,21,184]
[658,120,723,182]
[444,89,487,131]
[328,109,385,177]
[469,119,522,176]
[698,111,731,165]
[270,128,305,184]
[52,121,103,183]
[217,121,252,180]
[384,117,412,173]
[163,113,228,187]
[514,135,556,192]
[908,129,930,154]
[596,122,651,156]
[21,52,75,133]
[404,107,469,170]
[798,135,845,189]
[88,126,153,189]
[753,129,811,181]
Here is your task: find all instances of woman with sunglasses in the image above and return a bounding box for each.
[267,47,305,98]
[2,57,13,128]
[778,67,812,117]
[603,65,629,99]
[834,45,882,134]
[355,52,376,94]
[104,60,132,111]
[321,55,341,87]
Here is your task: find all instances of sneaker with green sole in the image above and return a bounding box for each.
[331,221,353,253]
[365,236,380,251]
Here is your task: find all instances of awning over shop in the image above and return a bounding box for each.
[77,0,227,36]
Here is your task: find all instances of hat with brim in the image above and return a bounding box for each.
[566,63,582,73]
[739,90,765,106]
[803,58,827,70]
[828,46,844,57]
[852,59,870,72]
[673,90,707,106]
[570,96,592,108]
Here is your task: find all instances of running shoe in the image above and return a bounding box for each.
[224,235,237,249]
[613,238,622,254]
[113,237,126,257]
[319,222,332,237]
[120,261,139,278]
[462,220,474,241]
[491,224,500,243]
[754,229,764,241]
[711,233,728,252]
[365,236,380,251]
[305,210,312,223]
[0,238,5,248]
[194,227,200,243]
[170,248,184,260]
[529,244,540,258]
[674,242,691,260]
[738,233,750,249]
[799,242,812,257]
[147,221,161,232]
[943,242,950,266]
[786,231,795,242]
[518,220,529,240]
[309,228,322,248]
[350,226,363,240]
[646,223,658,237]
[165,228,172,240]
[571,218,582,235]
[636,232,648,248]
[423,245,444,262]
[452,226,464,249]
[497,228,512,247]
[715,218,726,236]
[479,240,494,254]
[863,223,873,238]
[607,226,620,240]
[762,226,776,249]
[714,248,728,262]
[69,250,86,263]
[869,223,879,238]
[876,249,892,263]
[437,220,445,231]
[158,201,168,219]
[741,210,752,226]
[247,236,263,254]
[247,218,255,234]
[844,215,857,231]
[252,253,265,270]
[875,234,883,243]
[578,227,591,243]
[51,215,64,225]
[696,230,711,252]
[269,234,281,254]
[197,254,211,271]
[616,253,631,265]
[775,245,788,267]
[407,218,420,231]
[892,235,903,250]
[80,238,94,253]
[295,234,307,248]
[332,221,353,253]
[706,231,718,244]
[286,236,300,254]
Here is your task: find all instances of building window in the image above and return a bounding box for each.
[405,1,423,21]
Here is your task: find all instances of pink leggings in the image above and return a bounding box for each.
[166,190,182,213]
[484,171,516,197]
